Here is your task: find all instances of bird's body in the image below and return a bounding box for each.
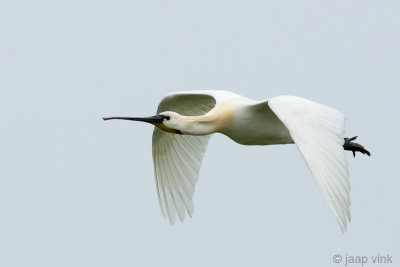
[210,96,293,145]
[104,90,370,232]
[157,91,293,145]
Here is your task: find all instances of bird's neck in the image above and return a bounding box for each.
[180,115,220,135]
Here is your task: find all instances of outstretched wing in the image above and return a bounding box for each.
[152,91,223,224]
[267,96,350,232]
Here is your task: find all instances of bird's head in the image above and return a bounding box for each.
[156,111,184,134]
[103,111,183,134]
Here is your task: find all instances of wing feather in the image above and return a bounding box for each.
[152,92,221,223]
[268,96,350,232]
[152,137,167,219]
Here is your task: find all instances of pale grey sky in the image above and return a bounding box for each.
[0,0,399,266]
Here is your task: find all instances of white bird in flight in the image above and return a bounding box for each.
[104,90,370,232]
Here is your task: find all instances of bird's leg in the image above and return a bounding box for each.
[345,136,358,142]
[343,136,371,158]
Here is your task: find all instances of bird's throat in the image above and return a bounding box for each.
[153,123,182,134]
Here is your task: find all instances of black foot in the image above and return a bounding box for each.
[343,136,371,158]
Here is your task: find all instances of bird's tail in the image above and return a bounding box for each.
[343,136,371,157]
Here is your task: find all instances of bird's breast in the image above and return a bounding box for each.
[217,102,294,146]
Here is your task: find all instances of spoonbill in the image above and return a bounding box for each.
[103,90,370,232]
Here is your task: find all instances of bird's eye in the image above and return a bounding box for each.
[165,115,170,120]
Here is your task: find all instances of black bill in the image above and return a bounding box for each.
[103,115,167,123]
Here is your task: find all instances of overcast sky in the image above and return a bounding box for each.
[1,1,399,266]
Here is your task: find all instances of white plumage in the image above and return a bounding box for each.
[105,90,356,232]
